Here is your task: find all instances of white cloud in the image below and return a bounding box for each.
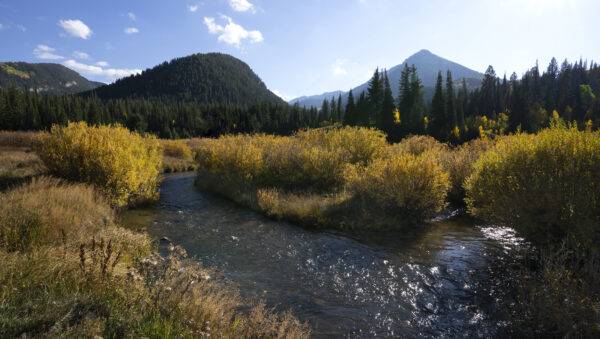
[96,61,109,67]
[17,25,26,32]
[333,66,347,76]
[272,89,293,101]
[189,5,198,12]
[73,51,89,60]
[33,45,64,60]
[124,27,139,34]
[229,0,255,13]
[203,15,263,48]
[0,24,3,29]
[58,19,92,39]
[62,59,141,81]
[128,12,136,21]
[332,59,348,76]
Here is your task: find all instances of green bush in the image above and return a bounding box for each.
[465,126,600,249]
[35,122,162,208]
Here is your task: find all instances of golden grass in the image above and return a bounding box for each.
[0,175,310,338]
[0,130,43,148]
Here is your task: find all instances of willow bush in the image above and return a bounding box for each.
[195,126,388,192]
[344,152,450,223]
[195,127,452,228]
[465,125,600,249]
[34,122,162,208]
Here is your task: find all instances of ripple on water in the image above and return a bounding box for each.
[123,173,520,338]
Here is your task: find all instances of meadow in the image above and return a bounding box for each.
[2,119,600,336]
[0,124,309,338]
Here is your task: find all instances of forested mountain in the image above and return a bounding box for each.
[290,49,483,107]
[0,62,101,94]
[87,53,285,105]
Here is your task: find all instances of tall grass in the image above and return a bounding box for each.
[0,176,310,338]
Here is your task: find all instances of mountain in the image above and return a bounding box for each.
[288,90,345,110]
[290,49,484,107]
[88,53,285,105]
[0,62,102,94]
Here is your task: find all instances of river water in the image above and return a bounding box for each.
[122,172,525,338]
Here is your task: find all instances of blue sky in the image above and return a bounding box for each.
[0,0,598,100]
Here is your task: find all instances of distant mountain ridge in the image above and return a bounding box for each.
[87,53,285,105]
[290,49,484,108]
[0,62,102,94]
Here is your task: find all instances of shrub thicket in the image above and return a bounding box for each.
[34,122,162,207]
[465,125,600,249]
[344,153,450,223]
[196,127,453,228]
[196,126,388,192]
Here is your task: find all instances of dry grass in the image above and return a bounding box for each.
[0,173,309,338]
[0,176,149,256]
[0,130,43,148]
[0,146,46,189]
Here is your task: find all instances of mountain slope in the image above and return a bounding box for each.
[88,53,285,105]
[290,49,484,107]
[0,62,101,94]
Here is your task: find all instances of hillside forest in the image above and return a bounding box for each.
[0,57,599,142]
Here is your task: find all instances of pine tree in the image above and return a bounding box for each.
[367,68,384,126]
[429,71,446,140]
[380,70,396,138]
[345,90,356,125]
[445,70,456,129]
[320,99,330,124]
[397,64,413,134]
[409,66,425,135]
[337,94,343,121]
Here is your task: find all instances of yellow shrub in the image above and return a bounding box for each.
[159,139,193,159]
[465,126,600,248]
[344,152,450,223]
[34,122,162,208]
[390,134,449,156]
[195,127,387,192]
[435,138,494,204]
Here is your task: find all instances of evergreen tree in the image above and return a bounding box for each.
[446,70,457,128]
[367,67,384,126]
[408,66,425,134]
[429,71,446,140]
[397,64,413,134]
[337,94,343,121]
[380,70,396,139]
[345,90,356,125]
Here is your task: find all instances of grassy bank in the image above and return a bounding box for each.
[0,125,309,338]
[0,131,46,189]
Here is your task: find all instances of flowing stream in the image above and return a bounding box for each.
[122,172,525,338]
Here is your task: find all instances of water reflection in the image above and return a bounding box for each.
[122,172,520,338]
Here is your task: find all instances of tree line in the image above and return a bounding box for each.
[337,58,600,142]
[0,87,324,138]
[1,57,599,142]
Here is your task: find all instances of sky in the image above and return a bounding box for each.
[0,0,598,100]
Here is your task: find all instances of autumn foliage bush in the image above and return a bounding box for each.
[196,127,453,228]
[465,125,600,249]
[196,126,388,192]
[344,152,450,223]
[34,122,162,208]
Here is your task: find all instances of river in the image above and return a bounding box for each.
[122,172,525,338]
